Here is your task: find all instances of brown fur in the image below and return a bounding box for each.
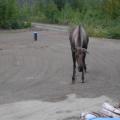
[69,25,89,83]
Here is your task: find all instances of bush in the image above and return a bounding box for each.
[57,4,78,25]
[0,0,31,29]
[11,21,31,29]
[44,1,59,23]
[107,23,120,39]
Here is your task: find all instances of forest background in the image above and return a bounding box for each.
[0,0,120,39]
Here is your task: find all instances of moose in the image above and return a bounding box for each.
[69,25,89,83]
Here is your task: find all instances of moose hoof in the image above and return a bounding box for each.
[72,78,75,84]
[81,80,85,83]
[81,79,85,83]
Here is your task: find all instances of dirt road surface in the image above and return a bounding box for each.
[0,27,120,119]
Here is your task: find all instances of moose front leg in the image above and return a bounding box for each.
[81,68,85,83]
[83,54,87,73]
[84,60,87,73]
[72,52,76,84]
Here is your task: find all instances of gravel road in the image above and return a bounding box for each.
[0,26,120,119]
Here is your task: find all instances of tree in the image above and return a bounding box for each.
[44,1,58,23]
[103,0,120,19]
[0,0,19,28]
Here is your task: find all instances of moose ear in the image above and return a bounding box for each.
[86,51,89,54]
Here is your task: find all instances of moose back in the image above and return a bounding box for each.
[69,25,89,83]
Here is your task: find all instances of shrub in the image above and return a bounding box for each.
[0,0,31,29]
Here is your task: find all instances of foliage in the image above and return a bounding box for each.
[29,0,120,39]
[0,0,120,38]
[0,0,18,28]
[0,0,31,29]
[44,1,58,23]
